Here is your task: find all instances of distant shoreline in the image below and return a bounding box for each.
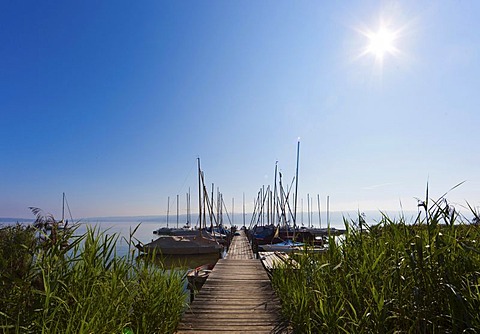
[1,210,424,226]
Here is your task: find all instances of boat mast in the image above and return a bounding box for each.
[310,195,313,228]
[197,158,202,232]
[216,186,220,227]
[261,185,265,226]
[269,189,272,226]
[301,198,304,226]
[219,191,223,227]
[307,193,310,228]
[176,194,179,229]
[279,173,286,227]
[267,189,270,226]
[317,194,322,229]
[242,192,245,228]
[273,161,278,226]
[201,171,207,230]
[293,139,300,228]
[327,195,330,228]
[167,196,170,228]
[62,192,65,223]
[187,188,191,227]
[210,183,215,231]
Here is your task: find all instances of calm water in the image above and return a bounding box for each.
[2,210,418,260]
[76,219,165,258]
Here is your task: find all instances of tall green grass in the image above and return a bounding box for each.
[272,197,480,333]
[0,220,187,334]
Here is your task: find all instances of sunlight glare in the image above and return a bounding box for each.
[357,18,403,69]
[366,26,396,60]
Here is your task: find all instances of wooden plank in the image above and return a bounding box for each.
[177,324,281,330]
[199,285,273,291]
[180,313,281,321]
[177,331,275,334]
[179,321,280,327]
[176,230,290,333]
[184,305,280,312]
[191,292,277,299]
[189,299,279,306]
[185,308,281,313]
[177,326,280,333]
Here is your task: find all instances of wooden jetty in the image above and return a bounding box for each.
[176,230,289,333]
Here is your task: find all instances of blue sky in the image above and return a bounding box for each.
[1,1,479,219]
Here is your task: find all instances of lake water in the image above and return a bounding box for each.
[1,210,419,260]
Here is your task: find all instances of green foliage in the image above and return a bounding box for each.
[0,224,39,330]
[272,198,480,333]
[0,217,187,334]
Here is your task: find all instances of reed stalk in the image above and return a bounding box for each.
[0,219,187,334]
[271,197,480,333]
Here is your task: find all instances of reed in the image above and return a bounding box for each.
[271,197,480,333]
[0,220,187,334]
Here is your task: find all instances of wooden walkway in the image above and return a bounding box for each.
[176,230,289,333]
[226,231,254,260]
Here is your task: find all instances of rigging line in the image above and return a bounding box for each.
[64,195,74,221]
[249,192,260,229]
[283,177,296,225]
[176,158,197,196]
[202,185,218,226]
[256,185,270,225]
[220,196,232,225]
[199,169,218,227]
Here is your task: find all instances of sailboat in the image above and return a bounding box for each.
[136,158,223,256]
[45,192,69,230]
[258,224,305,252]
[153,192,195,235]
[137,231,222,255]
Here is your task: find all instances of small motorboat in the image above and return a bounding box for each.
[259,239,304,253]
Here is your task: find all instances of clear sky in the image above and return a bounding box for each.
[1,1,479,219]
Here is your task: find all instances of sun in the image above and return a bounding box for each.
[358,20,401,66]
[366,26,397,60]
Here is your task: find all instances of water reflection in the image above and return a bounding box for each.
[138,252,222,270]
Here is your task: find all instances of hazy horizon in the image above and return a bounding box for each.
[2,208,473,227]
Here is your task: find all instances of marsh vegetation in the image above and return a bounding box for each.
[0,211,186,334]
[272,197,480,333]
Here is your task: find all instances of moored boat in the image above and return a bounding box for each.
[136,231,222,255]
[259,239,304,253]
[153,226,194,236]
[187,263,215,287]
[138,158,226,256]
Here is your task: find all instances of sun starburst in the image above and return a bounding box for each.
[366,26,397,60]
[358,19,402,67]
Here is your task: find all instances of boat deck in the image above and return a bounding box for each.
[176,230,289,333]
[258,251,299,272]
